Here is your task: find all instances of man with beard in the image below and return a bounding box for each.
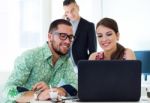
[3,19,77,102]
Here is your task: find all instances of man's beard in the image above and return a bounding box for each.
[51,41,68,56]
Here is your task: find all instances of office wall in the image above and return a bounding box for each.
[0,0,52,72]
[0,0,52,92]
[102,0,150,51]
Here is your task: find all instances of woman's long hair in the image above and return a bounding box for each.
[111,43,125,60]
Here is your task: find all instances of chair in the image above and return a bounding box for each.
[134,51,150,81]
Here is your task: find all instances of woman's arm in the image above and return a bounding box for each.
[124,48,136,60]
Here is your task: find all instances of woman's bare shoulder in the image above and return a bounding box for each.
[124,48,136,60]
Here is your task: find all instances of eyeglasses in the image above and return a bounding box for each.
[52,32,75,42]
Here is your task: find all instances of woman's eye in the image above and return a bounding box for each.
[97,35,102,38]
[106,33,112,36]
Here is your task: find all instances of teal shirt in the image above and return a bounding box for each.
[3,43,77,102]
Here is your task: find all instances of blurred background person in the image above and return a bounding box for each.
[63,0,97,66]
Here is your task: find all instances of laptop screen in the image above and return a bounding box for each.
[78,60,141,102]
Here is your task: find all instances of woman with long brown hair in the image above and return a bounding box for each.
[89,17,136,60]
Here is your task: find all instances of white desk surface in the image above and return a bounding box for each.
[15,85,149,103]
[30,86,150,103]
[30,96,150,103]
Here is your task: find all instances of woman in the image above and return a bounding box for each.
[89,17,136,60]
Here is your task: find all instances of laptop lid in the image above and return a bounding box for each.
[78,60,141,102]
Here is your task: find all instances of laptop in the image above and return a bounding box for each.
[78,60,141,102]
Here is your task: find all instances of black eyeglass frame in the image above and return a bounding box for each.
[52,32,75,42]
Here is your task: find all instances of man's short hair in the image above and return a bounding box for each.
[63,0,76,6]
[48,19,72,33]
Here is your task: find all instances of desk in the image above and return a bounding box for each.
[16,87,150,103]
[30,99,150,103]
[16,94,150,103]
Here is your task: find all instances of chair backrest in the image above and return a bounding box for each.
[134,50,150,81]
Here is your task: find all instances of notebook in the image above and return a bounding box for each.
[78,60,141,102]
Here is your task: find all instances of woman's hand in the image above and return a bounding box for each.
[55,87,67,96]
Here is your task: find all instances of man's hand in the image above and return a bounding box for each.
[37,89,50,100]
[32,82,49,91]
[38,87,67,100]
[16,91,34,102]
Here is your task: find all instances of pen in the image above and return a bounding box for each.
[49,84,52,89]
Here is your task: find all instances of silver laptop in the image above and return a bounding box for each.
[78,60,141,102]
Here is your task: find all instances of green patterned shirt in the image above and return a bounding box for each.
[2,42,77,102]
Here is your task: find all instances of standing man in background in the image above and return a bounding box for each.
[63,0,97,65]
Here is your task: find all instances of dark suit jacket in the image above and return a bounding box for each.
[72,17,97,65]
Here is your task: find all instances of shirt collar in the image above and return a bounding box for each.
[42,42,52,60]
[70,17,80,24]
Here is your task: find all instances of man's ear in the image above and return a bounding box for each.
[64,13,70,21]
[48,33,52,42]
